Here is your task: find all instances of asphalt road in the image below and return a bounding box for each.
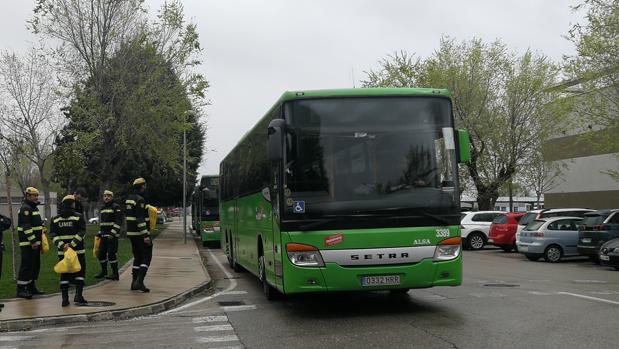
[2,244,618,349]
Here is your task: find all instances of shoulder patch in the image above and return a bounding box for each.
[23,210,30,216]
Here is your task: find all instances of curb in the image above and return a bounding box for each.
[0,234,213,332]
[0,279,212,332]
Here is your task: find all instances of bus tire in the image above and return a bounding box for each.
[229,236,242,272]
[259,250,278,301]
[389,288,410,295]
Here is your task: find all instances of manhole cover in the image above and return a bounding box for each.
[484,284,519,288]
[74,301,116,307]
[217,301,245,306]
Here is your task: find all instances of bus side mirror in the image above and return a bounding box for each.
[267,119,286,161]
[456,129,471,164]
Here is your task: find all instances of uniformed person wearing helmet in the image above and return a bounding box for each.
[94,190,123,280]
[16,187,44,299]
[125,178,152,292]
[50,195,88,306]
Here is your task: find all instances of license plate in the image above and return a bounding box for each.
[519,245,528,252]
[361,275,401,287]
[600,255,610,261]
[582,238,591,243]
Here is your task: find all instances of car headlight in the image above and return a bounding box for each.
[286,243,324,267]
[434,237,462,261]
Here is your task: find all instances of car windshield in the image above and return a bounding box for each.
[283,97,459,227]
[519,212,538,226]
[524,220,545,231]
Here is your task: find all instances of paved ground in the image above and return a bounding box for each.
[0,220,209,324]
[1,244,618,349]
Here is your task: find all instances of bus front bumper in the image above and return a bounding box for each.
[282,255,462,294]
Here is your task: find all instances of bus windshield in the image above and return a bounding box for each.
[283,97,459,228]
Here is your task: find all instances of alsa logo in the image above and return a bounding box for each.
[413,239,431,245]
[324,233,344,247]
[351,253,409,260]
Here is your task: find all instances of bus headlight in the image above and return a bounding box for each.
[434,237,462,261]
[286,243,325,267]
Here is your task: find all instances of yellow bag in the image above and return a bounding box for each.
[54,247,82,274]
[93,235,101,258]
[41,233,49,254]
[148,205,158,231]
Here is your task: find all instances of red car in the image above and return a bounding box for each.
[488,212,525,251]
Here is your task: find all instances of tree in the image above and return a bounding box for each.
[55,38,204,205]
[0,47,64,218]
[518,148,567,209]
[566,0,619,181]
[364,37,564,209]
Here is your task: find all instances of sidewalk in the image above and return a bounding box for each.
[0,220,211,331]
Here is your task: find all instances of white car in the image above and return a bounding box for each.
[460,211,504,250]
[88,217,99,225]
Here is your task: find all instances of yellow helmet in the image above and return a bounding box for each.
[25,187,39,195]
[133,178,146,186]
[62,195,75,202]
[103,190,114,196]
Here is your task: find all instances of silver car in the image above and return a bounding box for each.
[517,217,584,263]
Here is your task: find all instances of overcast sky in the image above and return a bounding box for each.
[0,0,585,176]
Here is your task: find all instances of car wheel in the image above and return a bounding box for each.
[614,267,619,271]
[500,246,513,252]
[589,255,601,265]
[467,233,485,251]
[512,241,518,253]
[525,254,540,261]
[544,245,563,263]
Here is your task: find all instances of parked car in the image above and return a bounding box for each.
[460,211,504,250]
[517,217,584,262]
[88,217,99,225]
[577,209,619,263]
[487,212,525,251]
[517,208,593,240]
[599,238,619,270]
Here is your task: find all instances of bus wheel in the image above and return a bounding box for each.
[259,254,277,301]
[229,238,242,272]
[389,288,410,295]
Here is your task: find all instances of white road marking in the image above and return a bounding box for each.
[161,249,238,315]
[558,292,619,306]
[573,280,607,284]
[527,291,555,296]
[193,315,229,323]
[221,290,248,295]
[194,324,234,332]
[196,335,239,343]
[222,305,257,312]
[469,292,507,298]
[0,336,32,341]
[203,346,242,349]
[0,346,18,349]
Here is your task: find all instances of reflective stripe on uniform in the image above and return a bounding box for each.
[32,226,43,231]
[27,234,36,241]
[19,241,32,246]
[74,235,84,241]
[53,235,76,241]
[126,231,146,236]
[125,200,137,205]
[126,217,137,221]
[100,222,114,226]
[137,222,147,227]
[53,216,80,223]
[58,249,85,255]
[32,211,40,215]
[100,209,114,213]
[113,224,121,229]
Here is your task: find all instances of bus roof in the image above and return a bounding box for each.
[224,88,451,164]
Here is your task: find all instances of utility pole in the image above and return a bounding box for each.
[183,112,187,244]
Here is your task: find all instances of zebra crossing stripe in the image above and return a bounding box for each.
[222,305,256,312]
[196,335,239,343]
[0,336,33,341]
[194,324,234,332]
[193,315,228,323]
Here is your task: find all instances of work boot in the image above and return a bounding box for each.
[106,263,119,281]
[94,261,108,279]
[131,271,139,290]
[16,285,33,299]
[137,268,150,293]
[74,285,87,304]
[61,287,70,307]
[29,281,45,295]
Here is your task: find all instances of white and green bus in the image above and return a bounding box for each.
[220,88,470,299]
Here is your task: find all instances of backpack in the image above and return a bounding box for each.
[0,214,11,232]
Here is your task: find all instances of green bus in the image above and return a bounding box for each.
[220,88,470,299]
[192,175,221,247]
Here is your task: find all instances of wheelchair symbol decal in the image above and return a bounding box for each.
[293,201,305,214]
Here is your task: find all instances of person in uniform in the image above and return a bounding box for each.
[73,188,86,216]
[125,178,152,292]
[50,195,88,306]
[16,187,44,299]
[0,213,12,311]
[95,190,123,280]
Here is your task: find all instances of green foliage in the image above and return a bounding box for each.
[364,37,563,209]
[566,0,619,182]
